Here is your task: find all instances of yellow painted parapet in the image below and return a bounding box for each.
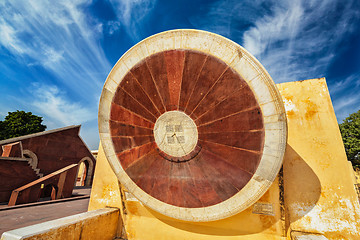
[278,78,360,239]
[1,208,119,240]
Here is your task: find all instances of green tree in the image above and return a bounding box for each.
[339,109,360,168]
[0,111,47,140]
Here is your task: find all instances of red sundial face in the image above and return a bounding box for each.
[109,49,265,208]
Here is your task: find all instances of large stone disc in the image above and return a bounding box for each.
[99,29,287,222]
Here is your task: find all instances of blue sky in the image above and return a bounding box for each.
[0,0,359,150]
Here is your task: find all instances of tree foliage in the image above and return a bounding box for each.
[0,111,47,140]
[339,109,360,168]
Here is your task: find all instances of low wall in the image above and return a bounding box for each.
[1,208,119,240]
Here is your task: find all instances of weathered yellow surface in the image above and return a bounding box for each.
[278,78,360,239]
[122,180,284,240]
[88,143,123,211]
[1,208,119,240]
[88,145,284,240]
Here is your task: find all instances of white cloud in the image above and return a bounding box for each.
[190,0,360,121]
[30,83,95,128]
[190,0,359,83]
[0,19,25,54]
[42,45,65,67]
[109,0,155,25]
[0,0,153,148]
[0,0,111,100]
[107,21,121,35]
[109,0,156,40]
[0,0,156,149]
[242,0,358,83]
[329,74,360,122]
[0,0,113,149]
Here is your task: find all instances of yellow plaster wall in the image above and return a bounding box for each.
[277,78,360,239]
[89,145,285,240]
[88,143,123,211]
[122,178,284,240]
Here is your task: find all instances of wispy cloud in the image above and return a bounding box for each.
[329,74,360,121]
[30,83,95,128]
[0,19,25,54]
[0,0,157,148]
[191,0,359,83]
[0,0,111,99]
[242,0,359,83]
[0,0,112,148]
[0,0,358,149]
[109,0,156,41]
[191,0,360,120]
[107,21,121,35]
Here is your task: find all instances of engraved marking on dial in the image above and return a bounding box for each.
[154,111,198,157]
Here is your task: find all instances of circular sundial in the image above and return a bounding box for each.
[99,29,287,222]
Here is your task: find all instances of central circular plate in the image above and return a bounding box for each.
[154,111,198,158]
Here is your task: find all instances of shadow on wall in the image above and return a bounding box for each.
[145,178,281,235]
[283,144,321,232]
[146,206,280,236]
[143,144,321,237]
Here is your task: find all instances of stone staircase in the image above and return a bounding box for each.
[1,142,43,178]
[27,160,43,178]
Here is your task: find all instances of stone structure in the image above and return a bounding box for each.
[2,30,359,240]
[0,125,96,203]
